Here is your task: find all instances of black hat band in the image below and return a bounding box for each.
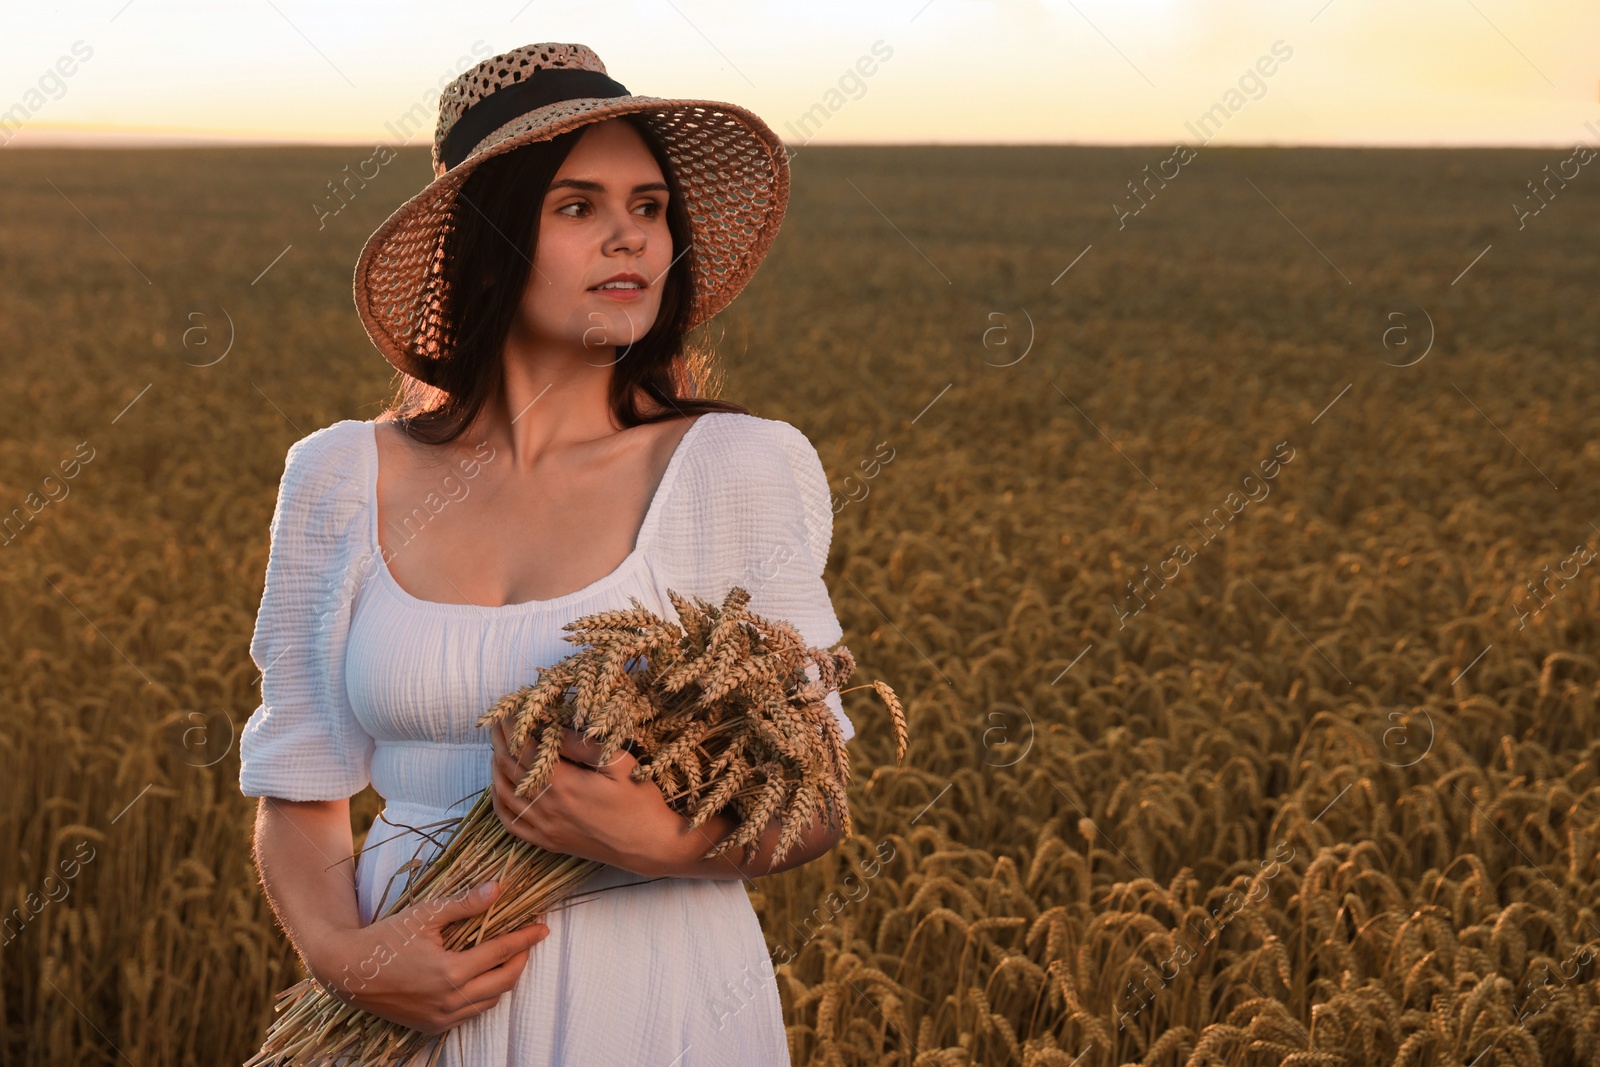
[440,68,632,171]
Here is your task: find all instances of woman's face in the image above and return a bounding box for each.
[517,118,673,361]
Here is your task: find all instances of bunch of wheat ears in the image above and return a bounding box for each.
[246,586,906,1067]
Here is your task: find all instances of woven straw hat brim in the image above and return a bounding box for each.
[353,94,790,381]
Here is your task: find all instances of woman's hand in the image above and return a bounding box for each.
[488,720,705,877]
[307,880,549,1035]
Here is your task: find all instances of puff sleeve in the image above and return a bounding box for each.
[660,415,855,742]
[748,423,855,743]
[238,421,378,801]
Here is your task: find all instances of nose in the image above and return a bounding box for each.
[603,204,649,255]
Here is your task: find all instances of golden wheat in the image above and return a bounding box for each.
[5,145,1600,1065]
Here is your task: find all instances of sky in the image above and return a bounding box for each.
[1,0,1597,150]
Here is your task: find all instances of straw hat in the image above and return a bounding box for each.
[353,42,791,382]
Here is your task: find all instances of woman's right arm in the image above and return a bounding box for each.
[243,426,549,1035]
[252,797,365,986]
[252,796,551,1036]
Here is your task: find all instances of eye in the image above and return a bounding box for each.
[554,198,665,219]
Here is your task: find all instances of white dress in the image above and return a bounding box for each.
[237,411,855,1066]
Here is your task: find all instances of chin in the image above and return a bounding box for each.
[592,310,660,348]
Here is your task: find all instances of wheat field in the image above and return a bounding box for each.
[0,142,1597,1065]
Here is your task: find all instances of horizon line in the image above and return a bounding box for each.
[2,128,1592,151]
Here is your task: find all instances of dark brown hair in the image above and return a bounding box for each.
[378,113,750,446]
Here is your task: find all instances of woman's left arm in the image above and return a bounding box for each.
[488,722,841,879]
[654,805,842,880]
[656,420,853,879]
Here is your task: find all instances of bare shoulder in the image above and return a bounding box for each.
[371,418,475,478]
[370,419,407,470]
[643,411,706,457]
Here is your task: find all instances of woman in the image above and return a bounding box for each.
[238,42,854,1065]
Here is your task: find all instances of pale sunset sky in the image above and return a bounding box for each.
[2,0,1596,149]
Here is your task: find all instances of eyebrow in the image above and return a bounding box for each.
[547,179,669,194]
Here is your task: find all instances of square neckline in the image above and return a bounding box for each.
[364,412,717,614]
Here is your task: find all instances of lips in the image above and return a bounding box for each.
[589,272,647,290]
